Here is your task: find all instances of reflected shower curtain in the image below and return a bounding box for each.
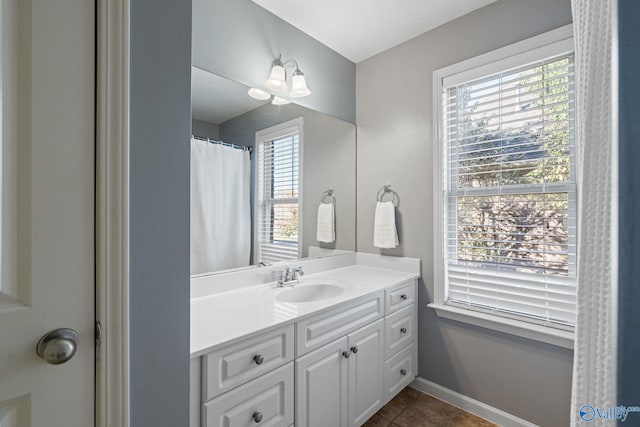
[570,0,617,424]
[190,139,251,274]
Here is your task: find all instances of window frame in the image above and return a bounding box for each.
[430,24,576,349]
[254,117,304,264]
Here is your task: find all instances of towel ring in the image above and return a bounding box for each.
[321,189,336,204]
[377,185,399,207]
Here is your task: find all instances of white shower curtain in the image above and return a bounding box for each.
[190,139,251,275]
[570,0,617,424]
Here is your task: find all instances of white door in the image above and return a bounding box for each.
[295,337,349,427]
[348,320,384,427]
[0,0,95,426]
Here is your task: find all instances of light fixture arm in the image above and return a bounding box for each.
[282,58,301,71]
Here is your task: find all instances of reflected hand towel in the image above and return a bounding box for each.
[317,202,335,243]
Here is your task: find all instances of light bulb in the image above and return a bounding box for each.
[271,96,290,105]
[290,69,311,98]
[248,87,271,100]
[265,57,287,92]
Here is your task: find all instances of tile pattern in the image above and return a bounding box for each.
[363,387,497,427]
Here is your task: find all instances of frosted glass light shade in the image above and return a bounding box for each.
[265,64,287,92]
[248,87,271,100]
[290,70,311,98]
[271,96,290,105]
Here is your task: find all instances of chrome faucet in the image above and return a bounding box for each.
[274,266,304,287]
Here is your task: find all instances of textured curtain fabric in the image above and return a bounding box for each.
[570,1,617,425]
[190,139,251,274]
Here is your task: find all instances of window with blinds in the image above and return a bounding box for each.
[440,50,577,329]
[255,121,302,264]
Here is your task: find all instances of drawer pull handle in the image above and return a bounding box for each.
[253,354,264,365]
[253,411,263,423]
[400,369,407,376]
[342,350,351,359]
[400,327,407,334]
[350,345,358,354]
[400,294,408,300]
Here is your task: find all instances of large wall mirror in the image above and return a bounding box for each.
[190,67,356,276]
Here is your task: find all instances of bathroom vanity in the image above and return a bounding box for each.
[190,253,420,427]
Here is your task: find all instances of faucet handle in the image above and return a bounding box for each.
[294,267,304,276]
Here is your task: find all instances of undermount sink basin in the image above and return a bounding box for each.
[276,283,344,303]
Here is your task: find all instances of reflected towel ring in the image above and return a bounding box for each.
[376,185,399,207]
[321,189,336,204]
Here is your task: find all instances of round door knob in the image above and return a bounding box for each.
[400,327,407,334]
[253,354,264,365]
[400,369,407,376]
[253,411,263,423]
[36,328,79,365]
[342,350,351,358]
[350,345,358,354]
[400,294,408,300]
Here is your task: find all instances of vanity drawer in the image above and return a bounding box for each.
[383,343,417,404]
[202,324,294,401]
[202,362,294,427]
[296,293,384,356]
[384,304,416,359]
[385,281,415,314]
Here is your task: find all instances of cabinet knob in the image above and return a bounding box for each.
[253,411,263,423]
[400,327,407,334]
[400,369,407,376]
[342,350,351,359]
[400,294,408,300]
[350,345,358,354]
[253,354,264,365]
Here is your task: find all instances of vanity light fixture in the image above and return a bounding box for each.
[265,54,312,98]
[247,87,271,100]
[271,96,290,106]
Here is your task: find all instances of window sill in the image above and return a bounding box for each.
[428,303,574,350]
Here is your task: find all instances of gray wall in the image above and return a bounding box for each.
[618,0,640,412]
[219,103,356,260]
[192,0,356,124]
[355,0,573,425]
[192,119,220,140]
[130,0,191,425]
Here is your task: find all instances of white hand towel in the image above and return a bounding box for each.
[374,201,399,249]
[317,202,335,243]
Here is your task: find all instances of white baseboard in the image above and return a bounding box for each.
[410,377,538,427]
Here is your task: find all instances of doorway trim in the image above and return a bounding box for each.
[96,0,130,426]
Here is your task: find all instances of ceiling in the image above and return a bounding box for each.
[252,0,497,63]
[191,67,268,124]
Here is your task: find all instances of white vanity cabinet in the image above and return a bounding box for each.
[295,319,384,427]
[191,278,418,427]
[195,324,296,427]
[382,281,418,405]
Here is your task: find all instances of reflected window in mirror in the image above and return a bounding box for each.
[255,118,303,264]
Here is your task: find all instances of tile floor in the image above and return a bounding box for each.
[363,387,497,427]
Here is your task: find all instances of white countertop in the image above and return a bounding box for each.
[190,264,419,357]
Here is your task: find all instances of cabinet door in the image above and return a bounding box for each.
[296,337,349,427]
[348,319,384,427]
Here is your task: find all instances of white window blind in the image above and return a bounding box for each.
[442,52,577,329]
[256,130,301,264]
